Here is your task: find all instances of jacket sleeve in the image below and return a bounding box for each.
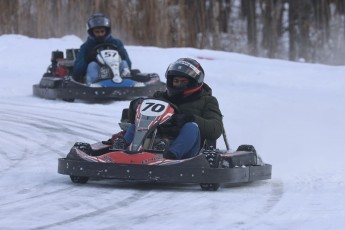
[193,96,223,141]
[73,43,88,78]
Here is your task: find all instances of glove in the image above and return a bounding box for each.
[85,49,97,63]
[171,113,195,127]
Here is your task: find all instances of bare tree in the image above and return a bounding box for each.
[0,0,344,65]
[260,0,284,58]
[241,0,257,55]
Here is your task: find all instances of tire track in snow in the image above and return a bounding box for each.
[0,185,75,207]
[1,109,111,141]
[0,100,121,223]
[0,102,114,174]
[0,113,67,174]
[32,190,150,230]
[230,179,284,229]
[256,179,285,214]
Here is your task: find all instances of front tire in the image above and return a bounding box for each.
[73,142,93,155]
[70,175,89,184]
[62,98,75,102]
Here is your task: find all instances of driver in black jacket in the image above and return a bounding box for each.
[73,13,131,84]
[113,58,223,160]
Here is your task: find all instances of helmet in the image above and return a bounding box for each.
[165,58,205,97]
[87,13,111,40]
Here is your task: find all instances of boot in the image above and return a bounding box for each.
[110,136,128,150]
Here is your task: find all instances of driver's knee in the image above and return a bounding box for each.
[86,62,100,84]
[181,122,199,133]
[121,65,131,78]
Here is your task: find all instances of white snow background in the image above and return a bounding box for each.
[0,34,344,230]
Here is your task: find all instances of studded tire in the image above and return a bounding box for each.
[200,149,222,191]
[73,142,93,155]
[236,144,256,153]
[70,175,89,184]
[62,98,75,102]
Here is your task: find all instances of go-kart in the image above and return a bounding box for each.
[58,98,272,191]
[33,44,165,102]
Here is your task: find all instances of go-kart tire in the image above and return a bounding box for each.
[200,149,222,191]
[62,98,75,102]
[237,144,256,154]
[200,183,220,191]
[70,175,89,184]
[131,69,141,75]
[73,142,93,155]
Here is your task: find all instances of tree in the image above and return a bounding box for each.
[241,0,257,55]
[261,0,284,58]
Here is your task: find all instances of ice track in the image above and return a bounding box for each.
[1,34,345,229]
[1,98,345,230]
[0,98,285,230]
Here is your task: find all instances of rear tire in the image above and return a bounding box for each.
[62,98,75,102]
[70,175,89,184]
[200,149,222,191]
[200,183,220,191]
[237,144,256,153]
[130,69,141,75]
[237,144,259,166]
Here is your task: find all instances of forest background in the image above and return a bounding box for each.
[0,0,344,65]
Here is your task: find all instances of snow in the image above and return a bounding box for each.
[1,34,345,230]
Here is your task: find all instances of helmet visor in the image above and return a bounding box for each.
[167,60,202,82]
[88,17,110,30]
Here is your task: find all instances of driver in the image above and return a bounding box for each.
[113,58,224,159]
[73,13,132,85]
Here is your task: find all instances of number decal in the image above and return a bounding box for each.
[151,104,165,112]
[140,99,169,116]
[104,51,117,57]
[142,102,154,111]
[142,102,165,113]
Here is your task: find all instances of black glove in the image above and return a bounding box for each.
[171,113,195,127]
[85,49,97,63]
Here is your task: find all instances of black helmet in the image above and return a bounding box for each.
[87,13,111,40]
[165,58,205,97]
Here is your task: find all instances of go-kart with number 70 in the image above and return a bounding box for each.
[58,98,272,191]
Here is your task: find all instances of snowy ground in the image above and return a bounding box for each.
[0,34,345,230]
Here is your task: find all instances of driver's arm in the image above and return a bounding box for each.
[193,96,223,141]
[73,43,88,78]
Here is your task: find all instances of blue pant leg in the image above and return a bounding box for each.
[120,60,130,78]
[86,61,100,84]
[123,123,135,144]
[120,60,129,70]
[169,122,201,159]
